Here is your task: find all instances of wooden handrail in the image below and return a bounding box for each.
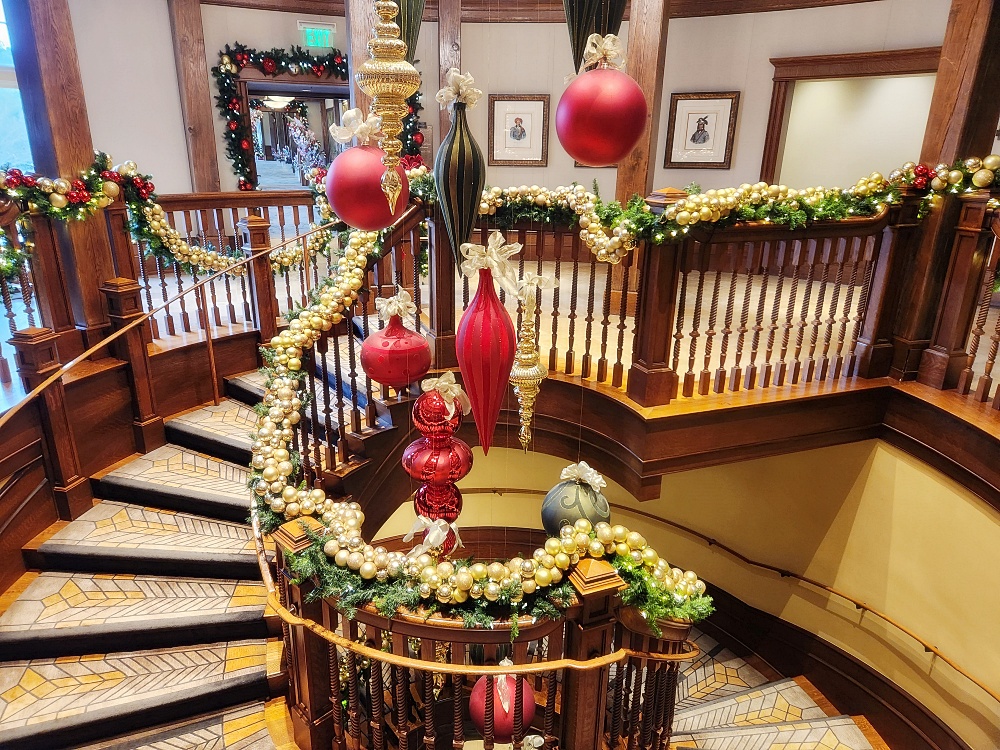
[155,190,314,212]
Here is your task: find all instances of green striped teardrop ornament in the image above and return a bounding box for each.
[433,102,486,266]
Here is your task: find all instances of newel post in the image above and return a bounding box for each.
[273,517,337,750]
[916,192,997,388]
[241,214,280,347]
[626,241,682,406]
[101,278,166,452]
[426,213,458,369]
[562,558,625,750]
[10,327,92,518]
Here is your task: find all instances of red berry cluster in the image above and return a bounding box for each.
[101,170,123,184]
[4,168,24,188]
[912,163,930,190]
[234,52,250,67]
[238,177,255,192]
[65,178,92,205]
[262,57,277,74]
[131,175,156,200]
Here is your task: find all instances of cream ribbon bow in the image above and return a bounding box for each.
[496,658,515,711]
[522,736,544,749]
[516,271,557,316]
[374,288,417,321]
[329,108,382,145]
[421,371,472,417]
[560,461,607,492]
[460,230,521,296]
[403,515,464,557]
[582,33,625,70]
[435,68,484,111]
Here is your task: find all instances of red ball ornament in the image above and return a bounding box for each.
[262,57,277,74]
[360,315,431,389]
[913,176,928,190]
[228,121,239,131]
[325,145,410,231]
[412,131,425,146]
[914,164,930,177]
[241,139,252,151]
[556,67,647,166]
[469,675,536,744]
[22,176,36,188]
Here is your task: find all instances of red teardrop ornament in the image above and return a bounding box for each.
[360,314,431,389]
[456,268,516,455]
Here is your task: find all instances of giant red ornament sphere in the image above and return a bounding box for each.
[360,315,431,389]
[556,67,647,167]
[470,674,536,744]
[325,145,409,231]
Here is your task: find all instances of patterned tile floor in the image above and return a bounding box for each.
[101,444,249,498]
[677,630,768,710]
[674,680,829,733]
[0,640,266,731]
[671,715,875,749]
[166,402,258,452]
[0,573,265,633]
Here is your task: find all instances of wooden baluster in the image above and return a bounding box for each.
[672,253,691,379]
[173,263,193,333]
[626,658,643,750]
[331,324,350,465]
[411,228,423,332]
[597,262,615,382]
[328,643,346,750]
[762,241,788,388]
[483,674,495,750]
[791,240,819,384]
[234,209,254,325]
[714,246,740,393]
[549,230,563,371]
[359,287,378,426]
[729,242,756,392]
[512,672,525,748]
[18,267,36,328]
[423,670,436,750]
[658,663,680,750]
[847,236,877,376]
[316,335,336,470]
[958,235,1000,393]
[306,363,321,483]
[804,239,832,383]
[681,243,706,398]
[427,216,458,368]
[745,242,772,389]
[612,248,635,387]
[345,308,363,433]
[639,660,659,750]
[776,240,803,386]
[651,661,668,750]
[369,656,385,750]
[155,257,176,337]
[700,253,723,395]
[832,237,862,379]
[565,233,581,374]
[1,277,16,336]
[581,254,598,379]
[136,240,159,338]
[535,230,544,346]
[453,673,465,749]
[542,670,557,750]
[817,238,846,380]
[609,658,626,749]
[191,267,205,332]
[346,649,361,742]
[975,305,1000,404]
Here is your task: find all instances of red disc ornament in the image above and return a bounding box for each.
[325,145,410,231]
[470,674,537,744]
[556,67,647,166]
[456,268,516,455]
[360,315,431,389]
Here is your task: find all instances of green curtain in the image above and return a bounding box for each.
[562,0,602,72]
[397,0,426,64]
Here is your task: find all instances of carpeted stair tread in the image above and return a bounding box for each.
[94,444,251,523]
[671,714,875,749]
[0,572,268,659]
[678,650,769,709]
[0,640,269,750]
[165,400,258,465]
[74,700,276,749]
[673,678,829,733]
[31,501,264,579]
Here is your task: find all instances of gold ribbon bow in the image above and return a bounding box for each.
[435,68,484,110]
[403,515,464,556]
[460,230,521,296]
[421,371,472,417]
[329,108,383,145]
[560,461,607,492]
[516,271,557,316]
[582,33,625,70]
[374,288,417,321]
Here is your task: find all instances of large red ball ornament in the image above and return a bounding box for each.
[360,315,431,389]
[556,67,648,167]
[325,145,409,231]
[470,674,536,744]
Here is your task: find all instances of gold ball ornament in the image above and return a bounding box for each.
[982,154,1000,171]
[52,178,71,195]
[102,181,121,198]
[971,169,995,189]
[48,193,69,209]
[947,170,965,185]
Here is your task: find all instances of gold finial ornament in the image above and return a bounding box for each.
[355,0,421,211]
[509,295,548,451]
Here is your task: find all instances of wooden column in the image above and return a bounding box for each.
[101,278,166,453]
[345,0,376,113]
[615,0,671,204]
[167,0,222,192]
[898,0,1000,378]
[240,215,280,348]
[23,214,80,359]
[10,327,92,519]
[916,193,997,388]
[427,214,458,368]
[561,558,624,750]
[438,0,462,152]
[3,0,117,349]
[626,240,682,406]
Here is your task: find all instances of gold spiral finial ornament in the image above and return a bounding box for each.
[355,0,421,211]
[509,305,547,451]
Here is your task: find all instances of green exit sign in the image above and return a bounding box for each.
[298,21,336,49]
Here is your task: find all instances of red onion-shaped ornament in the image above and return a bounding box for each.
[456,268,516,454]
[360,315,431,388]
[556,67,647,166]
[325,145,409,231]
[470,674,537,744]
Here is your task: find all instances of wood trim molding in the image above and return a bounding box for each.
[761,47,941,183]
[201,0,346,15]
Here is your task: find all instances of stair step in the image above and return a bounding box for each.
[671,715,875,749]
[27,500,266,579]
[0,572,269,660]
[677,652,769,710]
[674,678,830,733]
[93,444,252,523]
[74,700,276,749]
[165,400,258,465]
[0,640,269,750]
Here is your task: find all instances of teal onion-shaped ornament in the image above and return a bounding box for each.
[433,102,486,266]
[541,479,611,538]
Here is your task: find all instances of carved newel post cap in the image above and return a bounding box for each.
[645,187,689,214]
[272,516,324,555]
[568,557,625,597]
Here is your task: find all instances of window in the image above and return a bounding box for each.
[0,6,34,172]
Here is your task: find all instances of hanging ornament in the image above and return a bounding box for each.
[360,288,431,388]
[354,0,421,212]
[470,661,537,745]
[401,373,473,555]
[396,0,426,64]
[434,68,486,266]
[509,272,556,450]
[561,0,601,72]
[540,461,611,537]
[556,34,646,167]
[456,232,519,455]
[327,110,410,230]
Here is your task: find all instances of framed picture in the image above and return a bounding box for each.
[488,94,549,167]
[574,160,617,168]
[664,91,740,169]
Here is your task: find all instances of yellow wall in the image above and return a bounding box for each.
[375,440,1000,749]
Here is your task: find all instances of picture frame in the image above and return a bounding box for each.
[574,160,617,168]
[664,91,740,169]
[488,94,550,167]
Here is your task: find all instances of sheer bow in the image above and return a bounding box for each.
[435,68,484,110]
[582,33,625,70]
[374,288,417,320]
[403,515,463,556]
[560,461,607,492]
[421,371,472,417]
[329,109,383,145]
[460,230,521,296]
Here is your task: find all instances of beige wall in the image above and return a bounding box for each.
[376,440,1000,749]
